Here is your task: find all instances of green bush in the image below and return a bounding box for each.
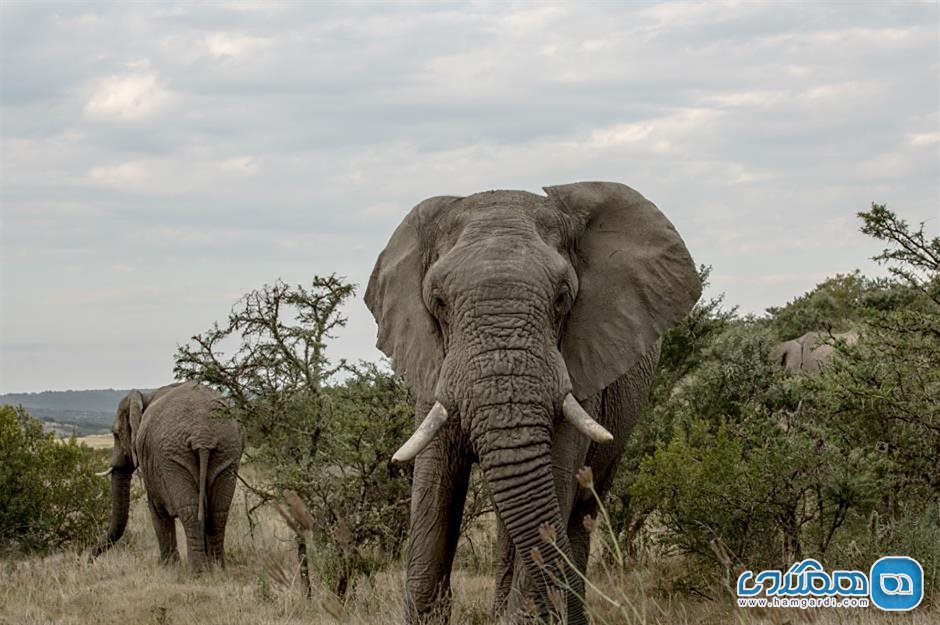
[629,322,881,573]
[620,205,939,594]
[606,266,737,549]
[0,405,110,554]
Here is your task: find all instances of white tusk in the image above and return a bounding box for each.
[95,467,114,477]
[392,402,449,463]
[562,393,614,443]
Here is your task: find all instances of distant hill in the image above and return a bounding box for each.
[0,389,144,436]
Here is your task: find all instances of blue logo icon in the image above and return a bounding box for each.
[870,556,923,611]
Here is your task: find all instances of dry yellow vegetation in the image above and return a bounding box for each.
[76,434,113,450]
[0,476,934,625]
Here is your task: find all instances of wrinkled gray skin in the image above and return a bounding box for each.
[90,382,244,573]
[366,182,701,624]
[771,331,859,374]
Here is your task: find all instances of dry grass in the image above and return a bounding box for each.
[75,434,114,450]
[0,475,934,625]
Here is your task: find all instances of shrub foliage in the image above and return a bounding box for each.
[0,405,110,554]
[621,205,939,593]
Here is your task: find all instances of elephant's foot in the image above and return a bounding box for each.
[404,585,455,625]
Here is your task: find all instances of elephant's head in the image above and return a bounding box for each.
[366,182,700,615]
[90,389,143,558]
[108,388,143,472]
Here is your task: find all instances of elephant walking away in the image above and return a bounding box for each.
[90,382,244,573]
[366,181,701,624]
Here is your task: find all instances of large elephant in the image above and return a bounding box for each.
[771,330,858,374]
[365,182,701,623]
[90,382,244,573]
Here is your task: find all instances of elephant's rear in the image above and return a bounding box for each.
[137,382,244,571]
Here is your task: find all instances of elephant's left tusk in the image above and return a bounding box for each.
[95,467,114,477]
[562,394,614,443]
[392,401,449,463]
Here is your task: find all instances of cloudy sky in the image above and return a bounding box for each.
[1,2,937,393]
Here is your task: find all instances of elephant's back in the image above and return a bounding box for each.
[135,383,242,511]
[137,382,238,457]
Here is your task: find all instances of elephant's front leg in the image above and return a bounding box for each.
[405,432,472,624]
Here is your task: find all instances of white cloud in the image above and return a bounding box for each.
[639,1,738,26]
[580,39,608,53]
[802,27,919,47]
[86,161,149,188]
[84,72,171,120]
[800,81,870,103]
[859,151,913,179]
[784,65,812,78]
[908,132,940,147]
[497,6,567,37]
[217,156,261,175]
[204,32,271,59]
[587,108,722,152]
[218,1,284,13]
[712,272,831,287]
[2,1,938,391]
[703,90,785,108]
[758,26,926,50]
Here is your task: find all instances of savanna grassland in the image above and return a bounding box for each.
[1,460,935,625]
[2,206,936,625]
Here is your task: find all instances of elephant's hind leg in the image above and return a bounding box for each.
[178,502,208,574]
[207,468,237,568]
[147,497,179,564]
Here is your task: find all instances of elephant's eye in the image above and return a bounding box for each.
[553,288,571,316]
[429,293,447,319]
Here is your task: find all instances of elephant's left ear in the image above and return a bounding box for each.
[545,182,701,400]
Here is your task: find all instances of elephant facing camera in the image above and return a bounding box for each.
[366,181,701,624]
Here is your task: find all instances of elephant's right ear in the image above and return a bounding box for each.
[126,389,143,467]
[365,196,461,400]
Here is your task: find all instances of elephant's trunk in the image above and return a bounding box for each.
[448,283,587,622]
[90,471,132,558]
[478,422,585,624]
[462,357,586,624]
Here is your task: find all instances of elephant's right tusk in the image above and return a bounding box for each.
[562,393,614,443]
[392,401,449,463]
[95,467,114,477]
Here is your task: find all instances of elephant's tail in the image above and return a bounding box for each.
[197,447,210,550]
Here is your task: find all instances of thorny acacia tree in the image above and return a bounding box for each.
[823,205,940,499]
[174,275,414,597]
